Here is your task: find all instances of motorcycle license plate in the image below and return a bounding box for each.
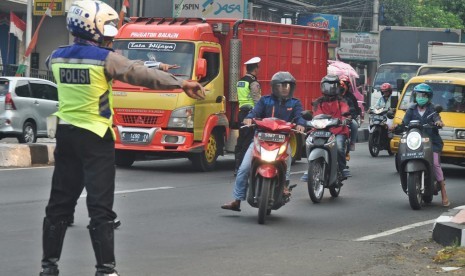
[400,151,425,160]
[312,131,331,137]
[258,132,285,142]
[121,132,150,143]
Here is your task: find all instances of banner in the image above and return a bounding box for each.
[9,12,26,41]
[297,14,341,47]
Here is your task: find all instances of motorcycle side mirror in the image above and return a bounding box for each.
[301,110,313,120]
[396,79,405,92]
[434,105,443,113]
[386,110,395,119]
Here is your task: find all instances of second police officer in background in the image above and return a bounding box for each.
[234,57,262,175]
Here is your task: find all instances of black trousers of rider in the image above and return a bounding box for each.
[45,125,117,226]
[234,107,254,171]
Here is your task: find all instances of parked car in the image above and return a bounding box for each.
[0,76,58,143]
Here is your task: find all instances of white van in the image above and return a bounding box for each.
[0,77,58,143]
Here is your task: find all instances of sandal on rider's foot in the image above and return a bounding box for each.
[221,200,241,212]
[442,200,450,207]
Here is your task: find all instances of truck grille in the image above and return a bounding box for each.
[122,115,159,125]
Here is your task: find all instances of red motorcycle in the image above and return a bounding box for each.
[246,117,299,224]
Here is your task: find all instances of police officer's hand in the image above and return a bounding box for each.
[296,125,305,132]
[243,118,252,126]
[160,63,180,71]
[181,80,205,100]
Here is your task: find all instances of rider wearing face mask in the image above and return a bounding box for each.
[402,83,450,207]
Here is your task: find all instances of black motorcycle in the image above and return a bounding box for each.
[368,107,393,157]
[395,106,442,210]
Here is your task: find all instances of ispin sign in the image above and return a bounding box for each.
[173,0,248,19]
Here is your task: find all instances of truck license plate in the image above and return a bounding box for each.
[121,132,150,143]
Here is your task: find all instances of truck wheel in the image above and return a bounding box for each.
[115,150,135,167]
[17,121,37,143]
[190,131,219,172]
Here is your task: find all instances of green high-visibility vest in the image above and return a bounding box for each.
[237,74,256,108]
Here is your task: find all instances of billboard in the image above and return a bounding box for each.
[297,14,340,47]
[172,0,248,19]
[337,32,378,61]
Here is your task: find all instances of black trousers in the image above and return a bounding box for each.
[45,125,117,227]
[234,107,254,170]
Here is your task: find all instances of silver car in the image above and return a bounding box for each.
[0,77,58,143]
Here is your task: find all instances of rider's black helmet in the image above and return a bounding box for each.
[320,74,340,96]
[271,71,296,100]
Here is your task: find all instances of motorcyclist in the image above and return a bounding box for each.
[401,83,450,207]
[375,83,393,109]
[301,75,351,182]
[339,75,361,152]
[221,71,306,212]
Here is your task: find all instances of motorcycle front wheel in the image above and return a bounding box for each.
[368,130,380,157]
[407,171,422,210]
[308,159,325,203]
[258,177,271,224]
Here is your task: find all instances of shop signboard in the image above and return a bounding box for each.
[172,0,248,19]
[337,32,378,61]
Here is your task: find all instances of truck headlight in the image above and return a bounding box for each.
[406,132,422,150]
[168,106,194,129]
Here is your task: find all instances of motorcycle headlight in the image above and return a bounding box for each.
[311,119,330,129]
[406,132,422,150]
[261,148,279,162]
[168,106,194,129]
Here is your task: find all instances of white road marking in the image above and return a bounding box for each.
[79,186,174,198]
[0,166,52,171]
[354,219,436,241]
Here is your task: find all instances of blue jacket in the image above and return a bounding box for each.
[246,95,306,126]
[402,102,443,152]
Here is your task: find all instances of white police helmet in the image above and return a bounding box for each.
[67,0,119,43]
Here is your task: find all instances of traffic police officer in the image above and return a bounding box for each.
[39,1,204,276]
[234,57,261,174]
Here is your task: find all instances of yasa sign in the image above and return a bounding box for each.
[173,0,248,19]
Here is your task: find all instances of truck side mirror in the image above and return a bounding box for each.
[396,79,405,93]
[196,58,207,80]
[390,95,398,109]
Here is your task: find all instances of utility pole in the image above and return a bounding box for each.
[372,0,379,32]
[25,0,32,77]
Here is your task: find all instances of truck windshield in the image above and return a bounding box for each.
[399,83,465,112]
[374,65,422,90]
[112,40,195,80]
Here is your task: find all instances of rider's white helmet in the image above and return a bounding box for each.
[67,0,119,43]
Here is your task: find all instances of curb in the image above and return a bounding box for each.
[0,143,55,167]
[433,206,465,246]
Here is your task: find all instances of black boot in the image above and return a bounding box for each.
[89,221,119,276]
[40,218,68,276]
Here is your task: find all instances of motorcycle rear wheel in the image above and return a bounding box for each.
[308,159,325,203]
[407,172,422,210]
[258,177,271,224]
[368,131,380,157]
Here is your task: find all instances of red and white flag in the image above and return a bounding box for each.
[9,12,26,41]
[118,0,130,28]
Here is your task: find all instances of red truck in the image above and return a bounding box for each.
[111,17,329,171]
